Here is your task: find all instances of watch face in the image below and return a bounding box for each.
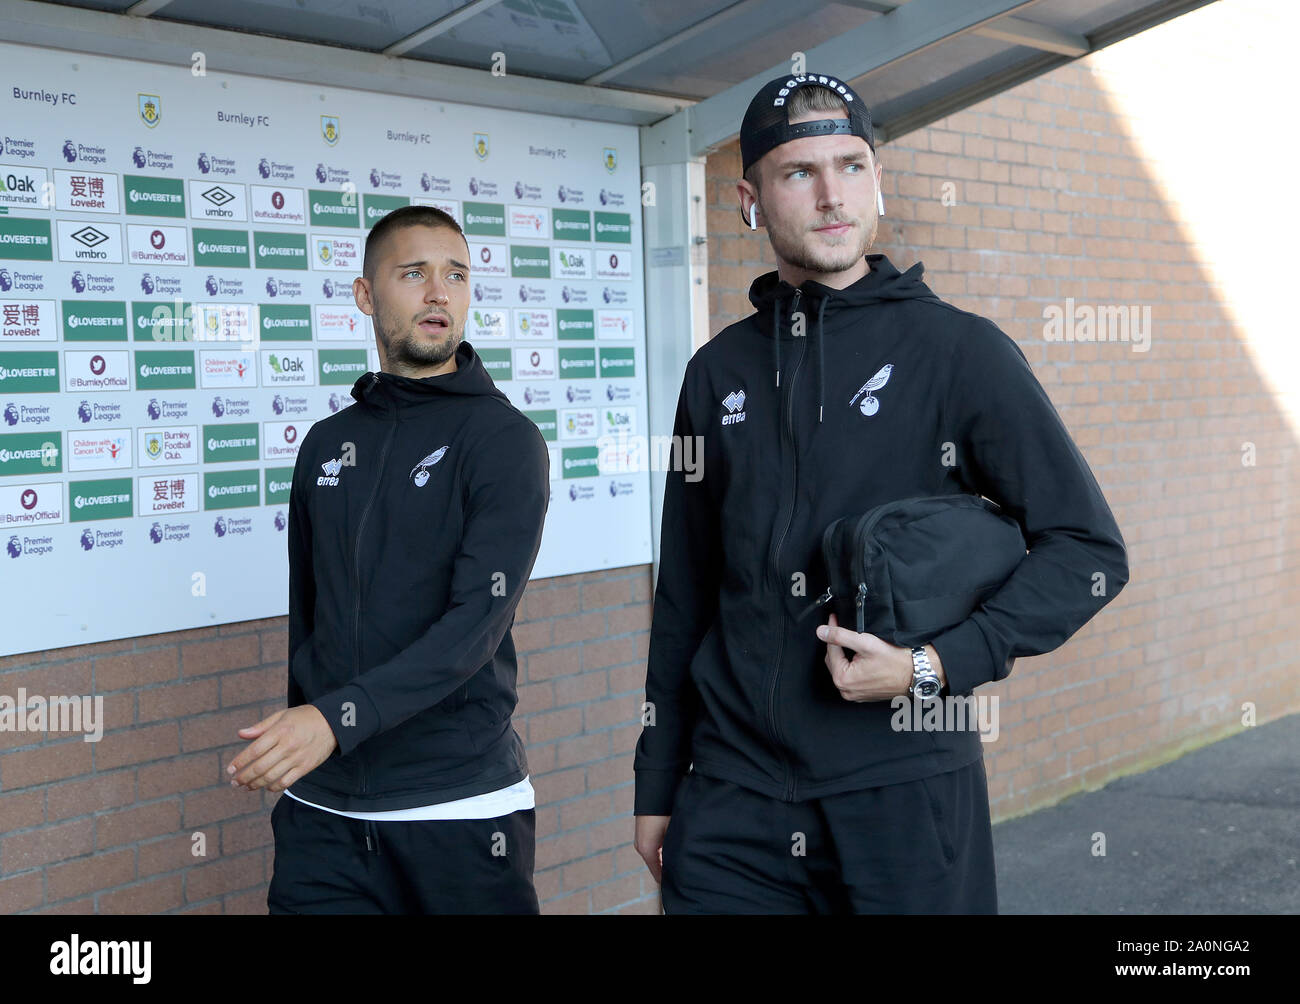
[918,679,940,699]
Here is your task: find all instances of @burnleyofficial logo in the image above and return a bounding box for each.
[409,446,448,487]
[849,363,894,417]
[20,488,37,510]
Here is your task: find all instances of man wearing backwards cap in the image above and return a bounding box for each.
[633,73,1128,913]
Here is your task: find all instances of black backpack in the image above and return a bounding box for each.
[800,493,1027,646]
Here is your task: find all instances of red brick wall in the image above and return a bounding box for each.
[0,566,658,914]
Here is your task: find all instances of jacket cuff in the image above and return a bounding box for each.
[310,684,381,756]
[929,618,995,697]
[634,768,684,816]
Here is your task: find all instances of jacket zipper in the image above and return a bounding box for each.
[352,401,397,797]
[766,289,805,802]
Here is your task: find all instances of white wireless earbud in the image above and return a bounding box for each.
[749,203,758,231]
[877,190,885,217]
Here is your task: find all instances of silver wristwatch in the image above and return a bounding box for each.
[909,646,941,700]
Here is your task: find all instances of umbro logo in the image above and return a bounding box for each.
[849,363,893,417]
[410,445,448,487]
[317,457,343,487]
[721,389,746,426]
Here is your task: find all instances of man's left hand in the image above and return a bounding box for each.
[816,612,946,702]
[226,705,338,793]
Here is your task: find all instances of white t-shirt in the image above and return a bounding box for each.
[284,776,534,821]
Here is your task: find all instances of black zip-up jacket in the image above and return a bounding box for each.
[634,253,1129,814]
[286,340,549,812]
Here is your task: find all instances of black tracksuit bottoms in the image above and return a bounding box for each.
[661,757,997,914]
[266,794,539,915]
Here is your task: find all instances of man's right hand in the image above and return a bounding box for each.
[634,815,671,885]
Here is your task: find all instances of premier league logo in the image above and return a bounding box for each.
[265,277,278,298]
[133,146,147,168]
[213,517,227,538]
[561,286,571,303]
[71,271,86,293]
[473,284,484,302]
[328,393,342,413]
[599,189,608,206]
[369,168,380,189]
[321,278,334,298]
[258,157,271,179]
[0,270,11,292]
[557,186,567,203]
[62,139,77,163]
[141,273,155,294]
[80,530,94,551]
[77,400,93,424]
[569,486,578,501]
[197,152,211,174]
[274,510,286,532]
[468,177,479,196]
[212,396,225,418]
[524,387,534,404]
[272,394,284,415]
[3,403,18,426]
[514,181,524,199]
[7,536,21,558]
[147,398,161,420]
[421,172,431,192]
[519,285,530,303]
[205,275,219,296]
[149,522,163,544]
[315,163,327,183]
[567,387,577,403]
[602,287,612,304]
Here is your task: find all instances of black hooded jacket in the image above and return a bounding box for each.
[286,340,550,812]
[633,253,1129,813]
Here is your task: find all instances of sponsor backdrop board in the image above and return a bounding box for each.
[0,41,651,656]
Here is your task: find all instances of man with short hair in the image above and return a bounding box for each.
[633,74,1128,913]
[228,205,550,914]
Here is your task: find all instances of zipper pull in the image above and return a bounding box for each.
[365,829,373,852]
[855,582,867,634]
[790,289,802,321]
[796,587,833,622]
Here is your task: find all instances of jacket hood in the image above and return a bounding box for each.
[747,252,938,424]
[350,340,509,413]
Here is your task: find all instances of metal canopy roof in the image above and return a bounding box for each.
[10,0,1218,149]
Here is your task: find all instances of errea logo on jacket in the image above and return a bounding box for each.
[721,389,747,426]
[410,445,449,487]
[317,457,343,486]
